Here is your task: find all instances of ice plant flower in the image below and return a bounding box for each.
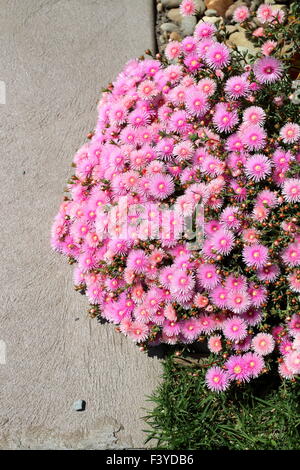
[52,1,300,391]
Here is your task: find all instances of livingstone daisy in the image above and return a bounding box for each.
[279,123,300,144]
[243,244,269,269]
[205,366,230,392]
[252,333,275,355]
[253,56,283,84]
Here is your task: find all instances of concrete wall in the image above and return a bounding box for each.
[0,0,162,449]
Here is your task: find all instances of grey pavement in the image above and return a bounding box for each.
[0,0,162,449]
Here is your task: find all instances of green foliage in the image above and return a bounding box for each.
[144,356,300,450]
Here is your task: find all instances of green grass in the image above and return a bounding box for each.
[144,356,300,450]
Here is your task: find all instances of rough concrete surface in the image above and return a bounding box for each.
[0,0,162,449]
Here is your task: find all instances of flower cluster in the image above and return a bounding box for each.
[51,3,300,390]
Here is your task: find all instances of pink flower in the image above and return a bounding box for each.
[240,125,266,151]
[233,6,250,23]
[279,123,300,144]
[208,335,222,353]
[127,321,150,342]
[211,228,235,255]
[243,244,269,269]
[225,355,251,382]
[245,154,272,181]
[226,290,251,314]
[179,0,196,16]
[278,362,295,379]
[225,75,250,99]
[165,41,182,61]
[127,249,148,273]
[282,242,300,267]
[148,173,175,200]
[197,263,220,290]
[213,103,239,133]
[205,366,230,392]
[185,87,208,116]
[209,286,228,308]
[284,351,300,374]
[288,314,300,337]
[243,106,266,126]
[257,264,280,282]
[241,308,262,327]
[243,352,265,378]
[282,179,300,203]
[261,40,277,56]
[252,333,275,356]
[288,270,300,293]
[205,43,230,70]
[169,110,189,133]
[223,317,248,341]
[194,22,216,39]
[253,57,283,84]
[181,318,201,341]
[256,4,274,23]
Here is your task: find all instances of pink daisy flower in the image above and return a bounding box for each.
[241,308,262,327]
[198,315,216,334]
[243,106,266,126]
[288,270,300,293]
[226,290,251,314]
[240,125,266,151]
[163,320,181,337]
[282,178,300,203]
[197,263,220,290]
[252,333,275,356]
[279,339,294,356]
[243,352,265,378]
[225,275,247,291]
[197,78,216,96]
[225,75,250,100]
[127,249,148,273]
[208,335,222,354]
[279,123,300,143]
[171,270,195,295]
[253,57,283,84]
[284,351,300,374]
[220,206,241,230]
[194,22,216,40]
[282,242,300,267]
[242,228,259,244]
[245,154,272,182]
[181,318,201,342]
[278,362,295,379]
[248,283,267,307]
[256,4,274,23]
[233,6,250,23]
[205,366,230,392]
[148,173,175,200]
[210,286,228,308]
[257,264,280,282]
[288,314,300,337]
[137,80,158,100]
[213,103,239,133]
[169,110,189,133]
[165,41,182,60]
[185,88,208,117]
[225,355,251,382]
[223,317,248,342]
[127,321,150,343]
[211,228,235,255]
[205,43,230,70]
[243,244,269,269]
[261,40,277,56]
[179,0,196,17]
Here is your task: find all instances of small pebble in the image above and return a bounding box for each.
[170,31,182,41]
[73,399,86,411]
[160,22,178,33]
[205,9,219,17]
